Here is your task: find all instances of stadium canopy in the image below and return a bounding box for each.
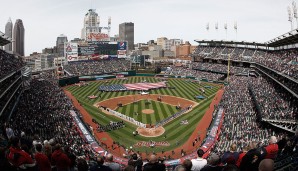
[265,28,298,47]
[0,31,11,46]
[194,39,266,47]
[195,28,298,48]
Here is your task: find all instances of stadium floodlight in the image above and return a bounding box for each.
[206,22,209,31]
[288,6,293,30]
[234,21,238,41]
[293,1,298,28]
[224,23,228,40]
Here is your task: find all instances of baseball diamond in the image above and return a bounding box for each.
[65,76,222,156]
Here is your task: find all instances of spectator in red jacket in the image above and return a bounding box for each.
[34,144,51,171]
[236,145,250,167]
[6,136,35,169]
[264,136,279,160]
[51,144,71,171]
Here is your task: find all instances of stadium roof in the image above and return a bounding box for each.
[195,29,298,48]
[0,31,11,46]
[194,39,266,47]
[265,28,298,47]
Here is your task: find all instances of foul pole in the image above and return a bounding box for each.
[227,53,231,82]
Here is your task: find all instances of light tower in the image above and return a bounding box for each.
[215,22,218,39]
[234,21,238,40]
[224,23,228,40]
[206,22,209,39]
[288,6,293,30]
[293,1,298,28]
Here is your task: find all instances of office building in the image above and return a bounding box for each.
[13,19,25,56]
[4,17,13,52]
[81,9,101,40]
[119,22,134,51]
[56,34,68,57]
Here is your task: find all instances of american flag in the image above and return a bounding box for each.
[124,82,167,90]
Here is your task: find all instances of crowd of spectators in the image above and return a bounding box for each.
[193,46,298,79]
[191,62,250,75]
[0,49,25,79]
[255,49,298,79]
[3,78,95,161]
[213,76,276,154]
[164,67,224,81]
[250,76,297,121]
[64,59,130,76]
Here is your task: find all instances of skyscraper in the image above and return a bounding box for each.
[81,9,101,40]
[4,17,13,52]
[13,19,25,56]
[119,22,134,51]
[56,34,68,57]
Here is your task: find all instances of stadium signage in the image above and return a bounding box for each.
[87,33,109,41]
[78,46,95,56]
[117,42,127,50]
[133,141,170,147]
[65,43,78,61]
[70,110,94,143]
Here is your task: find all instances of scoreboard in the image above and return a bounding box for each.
[78,41,127,58]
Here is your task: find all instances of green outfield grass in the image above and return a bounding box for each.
[66,77,221,153]
[116,100,179,124]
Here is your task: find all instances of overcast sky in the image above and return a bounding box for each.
[0,0,296,56]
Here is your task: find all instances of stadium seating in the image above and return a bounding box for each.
[193,46,298,80]
[0,49,25,79]
[64,59,130,76]
[164,67,225,81]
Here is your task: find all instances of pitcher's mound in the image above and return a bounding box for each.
[142,109,154,114]
[137,126,165,137]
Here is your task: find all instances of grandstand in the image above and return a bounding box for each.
[0,23,298,171]
[64,59,130,76]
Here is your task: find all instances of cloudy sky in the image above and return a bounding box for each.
[0,0,296,56]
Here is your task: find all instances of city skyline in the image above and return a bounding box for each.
[0,0,296,56]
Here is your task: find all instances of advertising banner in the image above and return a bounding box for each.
[117,42,127,50]
[117,50,127,58]
[87,33,109,41]
[65,43,78,61]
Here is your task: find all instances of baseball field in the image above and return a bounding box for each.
[65,77,221,155]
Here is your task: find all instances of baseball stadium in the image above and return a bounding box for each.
[1,1,298,171]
